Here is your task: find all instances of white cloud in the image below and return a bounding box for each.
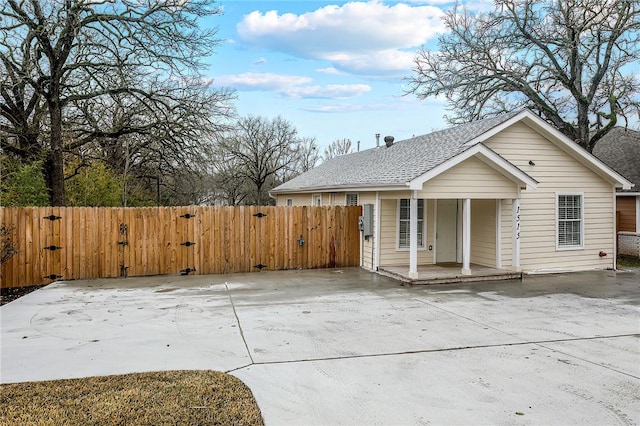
[324,49,416,74]
[253,57,268,65]
[237,1,446,75]
[286,84,371,99]
[215,72,312,91]
[316,67,343,75]
[213,72,371,99]
[403,0,487,7]
[403,0,455,4]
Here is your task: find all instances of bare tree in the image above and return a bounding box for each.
[293,137,321,173]
[323,138,353,160]
[215,116,300,205]
[1,0,232,205]
[405,0,640,152]
[207,147,251,206]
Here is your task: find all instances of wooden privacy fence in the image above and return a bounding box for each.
[1,206,361,288]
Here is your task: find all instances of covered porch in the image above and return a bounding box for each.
[378,263,522,285]
[369,147,538,281]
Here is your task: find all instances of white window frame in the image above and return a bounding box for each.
[286,198,293,206]
[345,193,359,206]
[312,194,322,206]
[396,198,426,251]
[556,192,584,250]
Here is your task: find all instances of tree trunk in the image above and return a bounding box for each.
[47,97,66,206]
[576,101,591,152]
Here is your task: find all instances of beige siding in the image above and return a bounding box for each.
[486,122,615,271]
[470,199,496,267]
[417,156,518,199]
[276,193,315,206]
[378,199,435,267]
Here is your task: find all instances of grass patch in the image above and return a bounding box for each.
[0,370,264,426]
[617,255,640,269]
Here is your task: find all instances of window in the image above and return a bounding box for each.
[286,198,293,206]
[345,193,359,206]
[398,199,424,249]
[557,194,583,248]
[312,194,322,206]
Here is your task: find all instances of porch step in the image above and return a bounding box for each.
[377,268,522,285]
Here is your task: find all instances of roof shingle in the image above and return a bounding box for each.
[273,110,522,192]
[593,127,640,192]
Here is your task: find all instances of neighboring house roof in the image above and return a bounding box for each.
[593,127,640,193]
[272,109,632,193]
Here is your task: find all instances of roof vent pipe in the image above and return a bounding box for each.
[384,135,394,148]
[375,133,380,147]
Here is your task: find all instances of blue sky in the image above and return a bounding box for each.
[205,0,492,151]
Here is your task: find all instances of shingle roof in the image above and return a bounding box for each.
[593,127,640,192]
[273,110,522,192]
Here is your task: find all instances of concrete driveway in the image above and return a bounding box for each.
[1,268,639,424]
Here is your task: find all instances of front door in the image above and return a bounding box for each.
[436,199,457,263]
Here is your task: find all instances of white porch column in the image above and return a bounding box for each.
[462,198,471,275]
[409,192,418,278]
[512,197,521,271]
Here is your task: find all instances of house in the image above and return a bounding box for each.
[271,109,632,281]
[593,127,640,258]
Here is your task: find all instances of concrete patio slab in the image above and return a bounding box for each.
[234,340,639,425]
[1,276,251,383]
[1,267,639,424]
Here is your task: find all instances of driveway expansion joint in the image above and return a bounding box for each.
[227,334,638,372]
[224,282,254,365]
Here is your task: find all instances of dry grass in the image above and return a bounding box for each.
[0,370,264,426]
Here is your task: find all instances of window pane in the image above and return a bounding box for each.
[399,221,409,248]
[400,199,409,220]
[558,195,582,246]
[399,199,425,248]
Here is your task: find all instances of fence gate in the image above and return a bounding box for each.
[1,206,361,288]
[180,210,196,275]
[118,221,129,277]
[43,210,63,281]
[253,209,267,271]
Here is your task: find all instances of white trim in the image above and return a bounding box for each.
[456,199,463,263]
[396,198,426,251]
[616,192,640,196]
[613,187,617,269]
[374,192,380,270]
[463,110,632,190]
[461,198,471,275]
[496,199,502,269]
[408,144,538,191]
[409,193,418,278]
[433,200,438,264]
[312,193,322,206]
[556,192,585,251]
[512,198,521,271]
[636,195,640,233]
[286,198,293,206]
[272,185,409,195]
